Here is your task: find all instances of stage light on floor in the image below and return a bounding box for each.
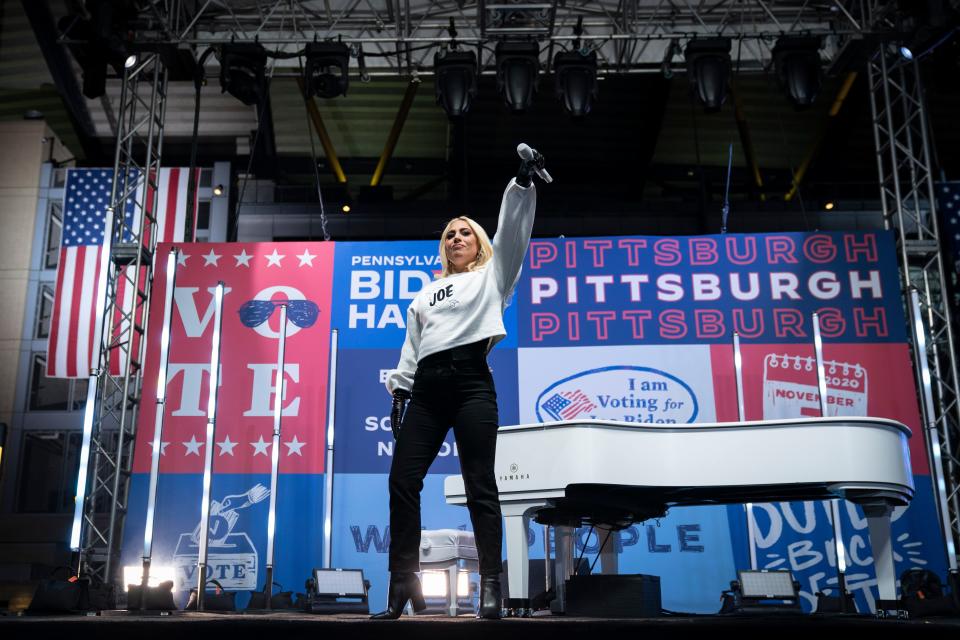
[496,41,539,113]
[553,49,598,117]
[303,568,370,614]
[123,565,176,591]
[219,43,267,106]
[304,42,351,99]
[421,570,470,598]
[434,49,478,118]
[773,36,823,108]
[684,38,731,112]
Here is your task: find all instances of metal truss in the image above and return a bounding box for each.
[115,0,874,75]
[71,49,170,586]
[867,38,960,571]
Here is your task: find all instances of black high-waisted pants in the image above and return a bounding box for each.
[387,341,502,576]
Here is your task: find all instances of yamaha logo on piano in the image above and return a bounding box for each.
[499,463,530,482]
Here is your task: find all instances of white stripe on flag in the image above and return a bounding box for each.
[75,246,100,377]
[52,249,77,378]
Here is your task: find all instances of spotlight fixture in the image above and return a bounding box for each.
[434,49,478,118]
[496,41,540,113]
[341,204,351,213]
[303,42,351,99]
[212,184,224,197]
[898,44,914,60]
[772,37,823,108]
[824,201,835,211]
[684,38,731,112]
[219,43,267,106]
[553,49,598,117]
[661,39,680,79]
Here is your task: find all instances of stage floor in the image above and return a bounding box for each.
[2,611,959,639]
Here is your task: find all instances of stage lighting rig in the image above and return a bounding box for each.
[773,37,823,108]
[496,41,540,113]
[434,49,478,118]
[684,38,731,112]
[218,43,267,106]
[553,49,598,117]
[303,42,351,99]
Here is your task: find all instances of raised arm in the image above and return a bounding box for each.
[491,179,537,297]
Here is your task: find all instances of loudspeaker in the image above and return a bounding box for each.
[564,574,661,618]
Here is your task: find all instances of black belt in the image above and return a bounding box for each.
[419,340,488,366]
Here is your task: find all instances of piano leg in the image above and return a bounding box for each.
[599,530,620,575]
[864,504,897,604]
[553,526,575,613]
[502,503,533,601]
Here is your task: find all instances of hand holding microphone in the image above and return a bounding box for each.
[516,143,552,186]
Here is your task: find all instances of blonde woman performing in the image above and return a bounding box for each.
[372,145,549,620]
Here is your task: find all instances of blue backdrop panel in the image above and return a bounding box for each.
[122,473,325,608]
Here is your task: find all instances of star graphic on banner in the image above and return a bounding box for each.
[265,249,285,267]
[297,249,317,267]
[234,249,253,267]
[148,440,170,456]
[177,252,190,267]
[202,249,222,266]
[284,435,306,456]
[217,435,238,456]
[183,435,203,456]
[251,435,271,456]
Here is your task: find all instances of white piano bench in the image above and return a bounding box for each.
[419,529,480,617]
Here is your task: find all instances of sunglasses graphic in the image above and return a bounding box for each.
[238,299,320,329]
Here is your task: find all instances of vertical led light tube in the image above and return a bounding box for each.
[733,331,757,570]
[264,304,288,606]
[196,281,226,610]
[322,329,339,568]
[70,200,119,551]
[141,249,179,590]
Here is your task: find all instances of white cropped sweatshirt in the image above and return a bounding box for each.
[385,178,537,394]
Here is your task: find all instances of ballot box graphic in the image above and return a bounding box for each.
[173,532,259,592]
[762,353,868,419]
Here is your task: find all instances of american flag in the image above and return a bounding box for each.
[542,389,596,420]
[46,168,199,378]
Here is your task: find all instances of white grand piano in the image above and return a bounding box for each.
[444,417,914,608]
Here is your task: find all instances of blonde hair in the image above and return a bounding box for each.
[438,216,494,278]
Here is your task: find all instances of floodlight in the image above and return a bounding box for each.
[124,565,176,591]
[219,43,268,106]
[304,42,351,99]
[738,570,798,599]
[553,49,598,117]
[773,37,823,108]
[421,570,470,598]
[684,38,731,112]
[434,49,478,118]
[304,568,370,614]
[496,41,539,112]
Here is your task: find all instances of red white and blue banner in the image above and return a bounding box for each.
[121,230,944,613]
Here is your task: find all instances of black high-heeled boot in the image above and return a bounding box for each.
[477,575,502,619]
[370,572,427,620]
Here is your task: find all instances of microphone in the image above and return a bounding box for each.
[516,143,553,184]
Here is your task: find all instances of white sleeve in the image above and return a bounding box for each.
[385,302,420,395]
[491,178,537,297]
